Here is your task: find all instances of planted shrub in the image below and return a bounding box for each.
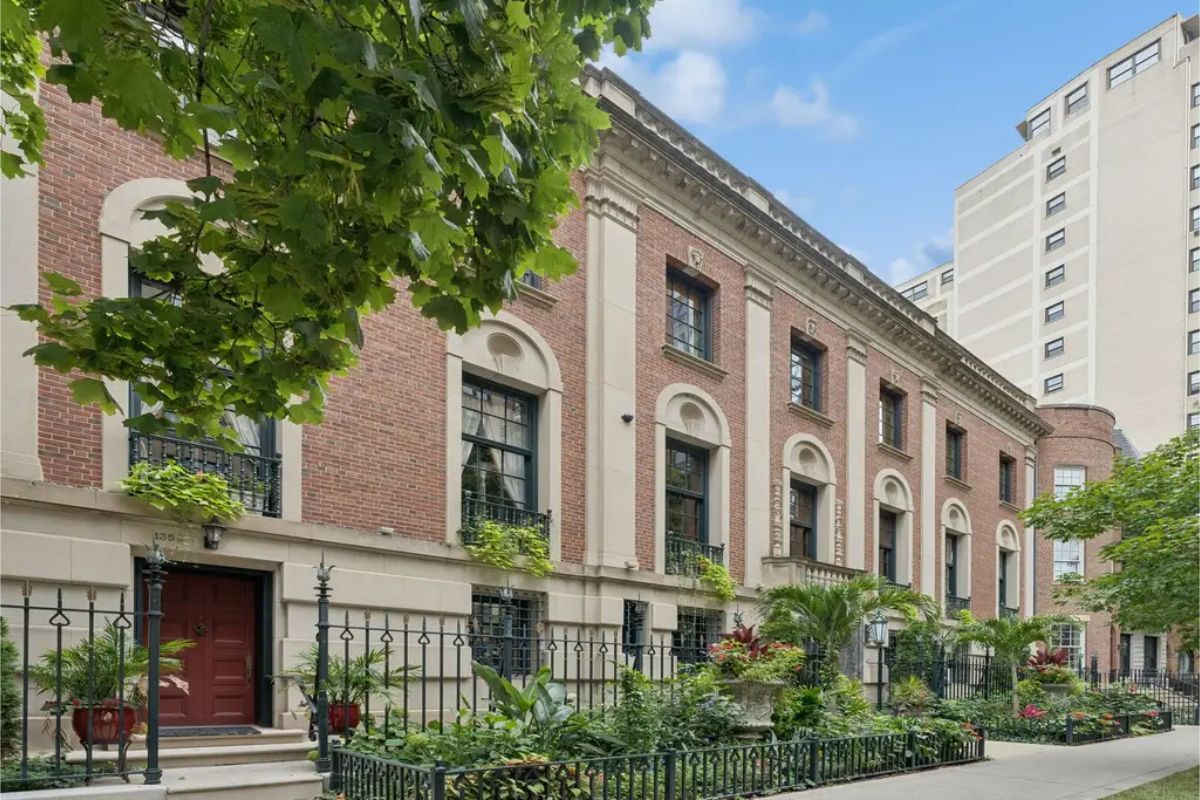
[0,619,20,758]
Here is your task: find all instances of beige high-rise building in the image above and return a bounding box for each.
[898,13,1200,451]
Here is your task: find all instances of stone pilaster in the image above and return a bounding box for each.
[844,332,869,570]
[743,267,773,587]
[1023,445,1038,615]
[919,378,940,596]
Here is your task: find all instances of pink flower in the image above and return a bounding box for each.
[1143,710,1160,719]
[1018,704,1046,719]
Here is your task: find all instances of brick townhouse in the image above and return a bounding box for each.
[0,67,1165,734]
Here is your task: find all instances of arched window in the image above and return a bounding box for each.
[942,500,972,614]
[873,470,914,587]
[781,434,837,563]
[447,313,563,559]
[655,384,730,578]
[997,523,1021,616]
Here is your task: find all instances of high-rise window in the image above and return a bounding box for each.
[1192,165,1200,191]
[901,281,928,301]
[1191,207,1200,233]
[790,339,823,411]
[1193,124,1200,150]
[1045,265,1066,287]
[1189,371,1200,396]
[1190,289,1199,314]
[1107,40,1160,88]
[461,378,536,510]
[879,386,904,449]
[1044,374,1064,394]
[1047,156,1067,180]
[1190,330,1200,355]
[945,424,964,480]
[999,454,1016,503]
[1045,229,1066,252]
[1193,82,1200,108]
[1065,83,1088,115]
[665,269,712,360]
[1191,248,1200,273]
[789,481,817,560]
[1045,301,1065,323]
[941,270,954,285]
[878,510,897,582]
[1189,413,1200,430]
[1046,193,1066,217]
[1027,108,1051,139]
[1045,337,1065,359]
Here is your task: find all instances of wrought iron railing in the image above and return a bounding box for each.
[0,549,169,790]
[459,495,551,544]
[330,728,985,798]
[664,535,725,577]
[1000,605,1019,620]
[129,431,282,517]
[944,595,970,617]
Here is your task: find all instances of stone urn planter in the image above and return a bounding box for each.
[1040,682,1075,698]
[718,679,785,740]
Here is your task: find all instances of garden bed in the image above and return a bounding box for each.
[331,729,986,800]
[977,709,1173,745]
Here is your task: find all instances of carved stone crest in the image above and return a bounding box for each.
[805,317,817,336]
[687,246,705,271]
[769,480,783,557]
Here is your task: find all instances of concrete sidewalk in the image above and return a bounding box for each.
[780,728,1199,800]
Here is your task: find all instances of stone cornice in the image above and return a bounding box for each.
[584,67,1052,440]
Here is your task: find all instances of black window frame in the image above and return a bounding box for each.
[789,336,823,411]
[1044,337,1065,359]
[1107,39,1160,88]
[622,599,648,665]
[1193,82,1200,108]
[1045,264,1066,287]
[945,531,959,598]
[945,424,964,480]
[1189,371,1200,396]
[1046,192,1066,217]
[1044,374,1064,394]
[665,438,709,545]
[469,587,544,676]
[1065,83,1088,115]
[788,480,818,560]
[1046,156,1067,181]
[879,385,904,450]
[1045,229,1065,252]
[1192,289,1200,315]
[1191,207,1200,233]
[1192,165,1200,192]
[941,270,954,285]
[672,607,723,665]
[1143,636,1159,672]
[461,375,538,511]
[519,271,545,291]
[999,454,1016,503]
[1190,330,1200,355]
[1193,124,1200,150]
[901,282,928,301]
[665,267,713,361]
[1191,248,1199,273]
[1027,108,1050,139]
[998,550,1010,609]
[878,510,897,583]
[1045,301,1065,323]
[1189,413,1200,430]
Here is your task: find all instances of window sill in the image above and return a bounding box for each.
[943,475,972,492]
[660,344,728,380]
[1000,500,1022,513]
[515,282,557,309]
[787,402,835,427]
[876,442,912,462]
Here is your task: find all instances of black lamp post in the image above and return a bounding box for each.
[866,610,888,710]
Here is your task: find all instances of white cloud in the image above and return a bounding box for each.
[794,10,829,36]
[644,0,759,51]
[887,226,954,282]
[599,49,729,125]
[769,80,859,140]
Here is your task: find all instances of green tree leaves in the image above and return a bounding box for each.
[3,0,654,443]
[1021,428,1200,649]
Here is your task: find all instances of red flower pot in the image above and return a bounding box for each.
[328,702,361,732]
[71,704,137,745]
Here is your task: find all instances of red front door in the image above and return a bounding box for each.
[157,570,258,726]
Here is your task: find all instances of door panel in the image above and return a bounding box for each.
[155,570,257,726]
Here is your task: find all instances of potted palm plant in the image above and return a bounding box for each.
[29,622,192,746]
[286,645,414,733]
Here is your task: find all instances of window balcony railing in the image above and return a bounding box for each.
[1000,605,1020,620]
[882,577,910,591]
[460,495,551,546]
[665,535,725,577]
[945,595,971,618]
[129,431,282,517]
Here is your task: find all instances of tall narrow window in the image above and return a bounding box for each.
[1027,108,1050,139]
[1053,466,1085,579]
[1044,374,1064,394]
[1046,193,1066,217]
[1045,301,1065,323]
[879,386,904,449]
[789,481,817,560]
[999,454,1016,503]
[878,510,897,583]
[1143,636,1159,672]
[1045,264,1065,287]
[673,607,722,665]
[622,600,648,667]
[945,424,964,480]
[998,551,1010,610]
[1045,337,1065,359]
[1045,229,1065,252]
[470,588,543,675]
[1065,83,1088,114]
[790,339,823,411]
[462,378,536,515]
[1047,156,1067,181]
[665,269,711,360]
[945,532,959,598]
[665,440,708,575]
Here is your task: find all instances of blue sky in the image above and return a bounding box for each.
[596,0,1184,284]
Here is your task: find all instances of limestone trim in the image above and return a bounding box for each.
[780,433,838,564]
[96,179,303,520]
[872,469,915,587]
[446,311,564,560]
[653,384,732,574]
[744,267,774,308]
[584,170,640,231]
[940,499,973,605]
[996,521,1022,614]
[660,344,729,380]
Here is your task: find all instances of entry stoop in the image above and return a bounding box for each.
[66,727,318,769]
[160,761,323,800]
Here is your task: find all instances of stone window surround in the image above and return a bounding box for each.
[996,522,1021,612]
[653,384,731,575]
[98,178,303,520]
[445,312,563,560]
[780,433,837,564]
[872,469,914,587]
[941,499,972,602]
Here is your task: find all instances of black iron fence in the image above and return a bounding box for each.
[129,431,282,517]
[1088,671,1198,725]
[0,550,168,790]
[943,596,969,618]
[331,729,985,799]
[982,709,1173,745]
[665,536,725,577]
